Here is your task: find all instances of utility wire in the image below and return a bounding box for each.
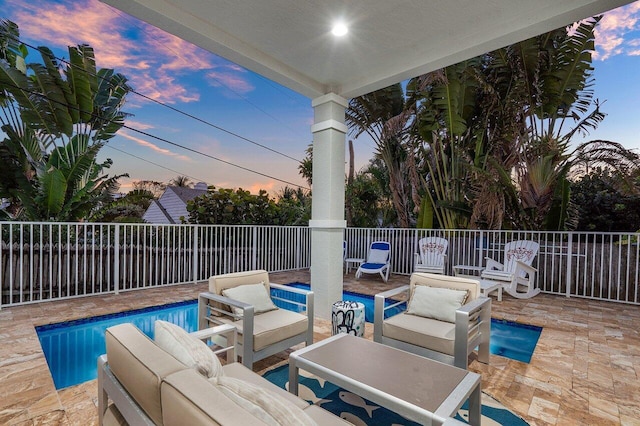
[7,33,303,163]
[105,144,208,184]
[1,80,309,190]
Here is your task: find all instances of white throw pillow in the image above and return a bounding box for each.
[214,376,317,426]
[154,320,224,379]
[406,286,469,323]
[367,248,388,264]
[222,282,278,316]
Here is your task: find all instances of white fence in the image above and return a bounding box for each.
[0,223,310,307]
[1,222,639,307]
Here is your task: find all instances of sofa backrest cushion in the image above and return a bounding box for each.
[209,270,271,295]
[410,272,480,301]
[208,270,272,316]
[105,323,186,425]
[154,320,224,379]
[161,369,269,426]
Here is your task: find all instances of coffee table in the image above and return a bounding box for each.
[289,333,481,426]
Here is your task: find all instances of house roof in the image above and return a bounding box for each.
[101,0,631,99]
[169,186,208,204]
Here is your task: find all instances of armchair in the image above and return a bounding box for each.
[414,237,448,274]
[374,273,491,369]
[198,270,313,369]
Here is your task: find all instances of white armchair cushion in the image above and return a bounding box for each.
[406,286,469,323]
[214,376,317,426]
[154,320,224,379]
[222,282,278,316]
[368,249,389,264]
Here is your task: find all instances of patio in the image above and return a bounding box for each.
[1,270,639,425]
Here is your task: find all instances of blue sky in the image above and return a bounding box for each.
[1,0,639,194]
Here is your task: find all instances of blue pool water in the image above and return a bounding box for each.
[490,319,542,364]
[37,284,542,389]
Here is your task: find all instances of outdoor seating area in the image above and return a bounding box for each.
[1,269,639,425]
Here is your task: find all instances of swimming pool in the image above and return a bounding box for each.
[37,284,542,389]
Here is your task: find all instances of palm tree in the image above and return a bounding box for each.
[484,17,638,229]
[169,175,193,187]
[0,20,131,221]
[347,83,417,227]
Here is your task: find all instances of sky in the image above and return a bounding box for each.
[1,0,640,195]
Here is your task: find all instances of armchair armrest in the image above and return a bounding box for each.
[454,296,491,369]
[374,285,409,342]
[515,260,537,275]
[190,323,237,362]
[484,256,503,271]
[198,291,256,368]
[269,283,314,345]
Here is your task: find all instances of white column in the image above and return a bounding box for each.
[309,93,348,319]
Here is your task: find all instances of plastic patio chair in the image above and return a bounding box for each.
[482,240,540,299]
[414,237,448,274]
[355,241,391,282]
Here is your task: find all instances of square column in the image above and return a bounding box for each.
[309,93,348,319]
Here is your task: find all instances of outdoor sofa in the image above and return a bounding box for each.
[97,322,349,425]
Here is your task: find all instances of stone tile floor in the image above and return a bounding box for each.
[1,271,639,425]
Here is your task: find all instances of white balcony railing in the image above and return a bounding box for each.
[1,222,638,308]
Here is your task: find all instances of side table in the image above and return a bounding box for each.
[331,301,365,337]
[344,257,364,274]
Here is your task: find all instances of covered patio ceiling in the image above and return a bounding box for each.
[101,0,631,99]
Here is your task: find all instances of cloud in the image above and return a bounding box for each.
[594,2,640,60]
[248,180,276,194]
[207,66,255,96]
[5,0,254,103]
[118,130,192,162]
[125,119,155,131]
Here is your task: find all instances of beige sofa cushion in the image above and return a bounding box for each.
[215,376,317,426]
[406,285,468,323]
[219,309,308,352]
[410,272,480,301]
[210,270,272,295]
[222,363,308,409]
[383,312,456,355]
[161,369,268,426]
[209,270,272,316]
[154,320,224,379]
[222,282,278,316]
[105,323,187,425]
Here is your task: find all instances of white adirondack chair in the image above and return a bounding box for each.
[414,237,448,274]
[481,240,540,299]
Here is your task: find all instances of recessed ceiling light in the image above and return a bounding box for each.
[331,22,348,37]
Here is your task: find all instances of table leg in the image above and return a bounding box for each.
[288,356,299,395]
[468,381,481,426]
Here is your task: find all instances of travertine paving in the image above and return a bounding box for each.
[1,271,638,425]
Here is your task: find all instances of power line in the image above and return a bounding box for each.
[0,79,309,190]
[104,144,208,184]
[7,33,303,163]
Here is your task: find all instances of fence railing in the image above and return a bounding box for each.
[2,222,639,308]
[1,222,310,307]
[344,228,640,304]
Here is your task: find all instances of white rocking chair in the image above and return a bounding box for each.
[482,240,540,299]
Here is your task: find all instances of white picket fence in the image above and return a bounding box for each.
[1,222,638,307]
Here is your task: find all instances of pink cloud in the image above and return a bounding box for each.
[207,67,255,95]
[6,0,254,103]
[125,119,155,131]
[118,130,191,162]
[594,2,640,60]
